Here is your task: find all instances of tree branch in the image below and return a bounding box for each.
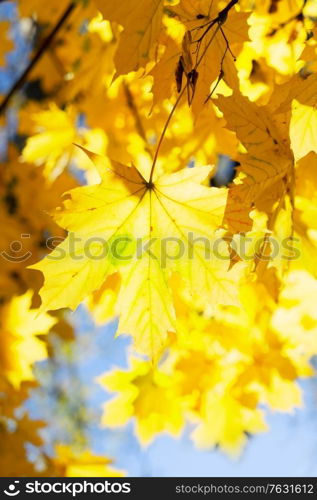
[0,2,76,114]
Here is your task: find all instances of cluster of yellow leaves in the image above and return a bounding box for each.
[0,139,74,473]
[99,269,317,455]
[1,0,317,462]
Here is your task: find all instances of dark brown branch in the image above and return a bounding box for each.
[0,2,76,114]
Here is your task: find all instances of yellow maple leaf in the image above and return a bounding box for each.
[304,0,317,17]
[53,445,125,477]
[94,0,165,76]
[98,359,184,445]
[291,98,317,161]
[191,386,267,456]
[0,291,57,388]
[272,270,317,363]
[218,91,294,203]
[274,73,317,161]
[291,153,317,276]
[217,91,294,233]
[150,36,182,107]
[86,272,121,324]
[22,104,76,179]
[246,3,307,76]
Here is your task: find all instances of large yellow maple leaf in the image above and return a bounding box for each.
[31,148,243,358]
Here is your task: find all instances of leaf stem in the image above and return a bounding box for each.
[149,84,187,183]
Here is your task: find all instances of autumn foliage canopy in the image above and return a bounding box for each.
[1,0,317,475]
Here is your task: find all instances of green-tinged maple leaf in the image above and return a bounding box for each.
[31,148,243,358]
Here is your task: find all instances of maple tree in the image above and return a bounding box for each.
[1,0,317,474]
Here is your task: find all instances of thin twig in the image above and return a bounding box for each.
[195,22,221,68]
[204,26,236,103]
[204,68,224,103]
